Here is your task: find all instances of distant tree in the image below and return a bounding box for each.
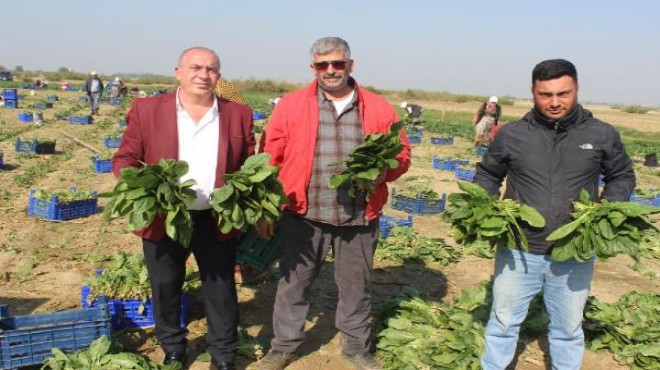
[0,64,7,71]
[58,67,69,73]
[14,65,24,72]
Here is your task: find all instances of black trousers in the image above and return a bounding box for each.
[142,210,238,363]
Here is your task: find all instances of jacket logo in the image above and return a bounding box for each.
[579,143,594,150]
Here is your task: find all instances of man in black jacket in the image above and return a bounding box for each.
[476,59,635,370]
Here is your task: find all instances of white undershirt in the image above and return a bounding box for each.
[331,90,355,114]
[176,88,219,210]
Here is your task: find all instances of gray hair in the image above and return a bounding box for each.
[310,37,351,61]
[178,46,221,68]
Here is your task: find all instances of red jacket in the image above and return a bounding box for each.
[112,92,256,241]
[259,81,411,221]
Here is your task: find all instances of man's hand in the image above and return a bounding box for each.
[374,168,388,185]
[256,218,275,241]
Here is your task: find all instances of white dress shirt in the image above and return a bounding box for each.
[176,89,220,210]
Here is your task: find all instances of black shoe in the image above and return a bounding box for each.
[210,361,235,370]
[164,351,187,365]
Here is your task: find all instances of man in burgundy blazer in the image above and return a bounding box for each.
[112,46,255,370]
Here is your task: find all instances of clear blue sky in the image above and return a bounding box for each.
[4,1,659,106]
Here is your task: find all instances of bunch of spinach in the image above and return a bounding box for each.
[376,281,549,369]
[443,182,546,253]
[584,292,660,370]
[376,226,461,266]
[546,190,659,262]
[86,252,198,303]
[92,149,115,161]
[33,188,96,203]
[328,121,404,198]
[100,159,196,247]
[42,335,181,370]
[210,153,287,234]
[396,184,439,199]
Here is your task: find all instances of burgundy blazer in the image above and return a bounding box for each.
[112,92,256,241]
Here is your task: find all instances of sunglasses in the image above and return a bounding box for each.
[312,60,349,71]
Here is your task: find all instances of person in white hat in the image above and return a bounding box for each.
[400,101,424,125]
[84,71,104,115]
[472,95,502,146]
[109,77,121,101]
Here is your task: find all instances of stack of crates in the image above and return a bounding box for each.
[0,297,112,369]
[2,88,18,109]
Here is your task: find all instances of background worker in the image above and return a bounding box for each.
[84,71,104,115]
[472,95,501,146]
[400,101,424,125]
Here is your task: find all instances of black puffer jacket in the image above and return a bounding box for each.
[474,105,636,255]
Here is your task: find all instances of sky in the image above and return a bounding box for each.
[3,1,660,107]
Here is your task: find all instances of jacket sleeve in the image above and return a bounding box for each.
[259,102,287,166]
[600,128,636,201]
[242,106,257,160]
[385,122,411,182]
[473,128,508,196]
[112,100,144,178]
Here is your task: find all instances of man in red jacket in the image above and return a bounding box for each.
[252,37,411,370]
[112,46,255,370]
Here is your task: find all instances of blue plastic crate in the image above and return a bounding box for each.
[93,157,112,173]
[78,96,89,103]
[629,194,660,207]
[391,189,446,215]
[35,102,53,109]
[407,135,422,145]
[27,189,98,221]
[252,112,267,120]
[432,155,470,171]
[379,214,413,238]
[2,88,17,100]
[103,137,121,148]
[3,99,18,109]
[14,139,55,154]
[18,112,32,122]
[109,98,122,106]
[237,229,282,271]
[69,115,91,125]
[81,285,189,330]
[430,136,454,145]
[476,146,488,156]
[406,128,424,137]
[0,297,111,370]
[455,168,476,182]
[46,95,59,102]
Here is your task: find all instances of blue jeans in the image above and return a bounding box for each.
[481,248,594,370]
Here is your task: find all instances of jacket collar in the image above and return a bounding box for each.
[524,104,592,131]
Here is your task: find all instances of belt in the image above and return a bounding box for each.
[188,209,212,215]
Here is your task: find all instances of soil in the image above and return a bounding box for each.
[0,90,658,370]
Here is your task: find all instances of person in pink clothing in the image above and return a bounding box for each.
[252,37,410,370]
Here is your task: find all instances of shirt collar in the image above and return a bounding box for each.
[175,87,219,115]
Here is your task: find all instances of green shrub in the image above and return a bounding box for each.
[618,105,651,114]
